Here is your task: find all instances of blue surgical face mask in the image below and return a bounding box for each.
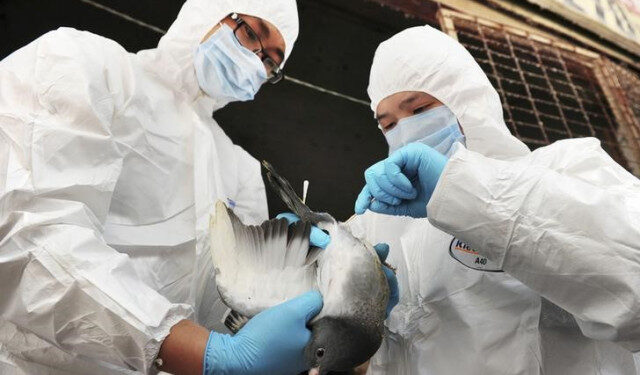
[383,105,465,157]
[193,24,267,103]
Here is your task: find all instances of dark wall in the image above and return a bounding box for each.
[0,0,425,220]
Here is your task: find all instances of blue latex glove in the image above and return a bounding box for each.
[277,212,331,249]
[204,291,323,375]
[355,143,448,218]
[373,243,399,317]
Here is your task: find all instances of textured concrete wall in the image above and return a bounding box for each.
[0,0,426,220]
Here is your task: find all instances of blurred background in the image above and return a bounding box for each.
[2,0,640,220]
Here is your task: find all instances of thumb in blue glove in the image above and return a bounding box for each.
[277,212,331,249]
[204,291,323,375]
[373,243,399,317]
[355,143,448,218]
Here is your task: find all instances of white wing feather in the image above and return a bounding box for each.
[209,200,317,317]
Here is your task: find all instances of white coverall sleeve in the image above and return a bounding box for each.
[232,146,268,225]
[0,29,191,372]
[427,138,640,351]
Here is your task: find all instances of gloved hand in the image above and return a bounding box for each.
[354,143,448,218]
[277,212,331,249]
[373,243,399,317]
[204,291,323,375]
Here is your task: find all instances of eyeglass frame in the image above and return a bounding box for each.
[229,13,284,84]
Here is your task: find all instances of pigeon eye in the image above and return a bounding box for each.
[316,348,325,358]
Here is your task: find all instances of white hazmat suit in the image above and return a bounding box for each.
[0,0,298,373]
[351,26,640,374]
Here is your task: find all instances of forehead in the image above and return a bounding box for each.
[375,91,438,117]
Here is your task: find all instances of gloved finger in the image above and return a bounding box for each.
[369,199,391,214]
[369,199,405,216]
[387,144,424,179]
[384,159,415,194]
[375,170,417,200]
[285,290,324,323]
[373,243,390,262]
[354,186,374,215]
[310,227,330,249]
[276,212,300,224]
[278,213,330,249]
[365,169,401,206]
[383,266,400,317]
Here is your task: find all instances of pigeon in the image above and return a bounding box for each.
[208,161,389,374]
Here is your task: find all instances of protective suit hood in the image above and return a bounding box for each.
[139,0,299,106]
[367,25,529,159]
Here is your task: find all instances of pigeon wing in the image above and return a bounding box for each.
[209,200,318,317]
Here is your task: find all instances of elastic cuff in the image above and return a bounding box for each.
[427,149,510,268]
[427,150,467,230]
[145,305,193,374]
[427,153,457,221]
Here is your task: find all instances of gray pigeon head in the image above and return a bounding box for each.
[305,316,383,374]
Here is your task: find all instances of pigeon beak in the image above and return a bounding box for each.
[308,367,320,375]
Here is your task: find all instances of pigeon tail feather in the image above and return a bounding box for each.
[262,160,332,224]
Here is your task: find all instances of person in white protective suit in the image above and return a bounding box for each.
[0,0,331,374]
[351,26,640,374]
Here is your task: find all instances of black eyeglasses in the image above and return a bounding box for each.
[229,13,284,84]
